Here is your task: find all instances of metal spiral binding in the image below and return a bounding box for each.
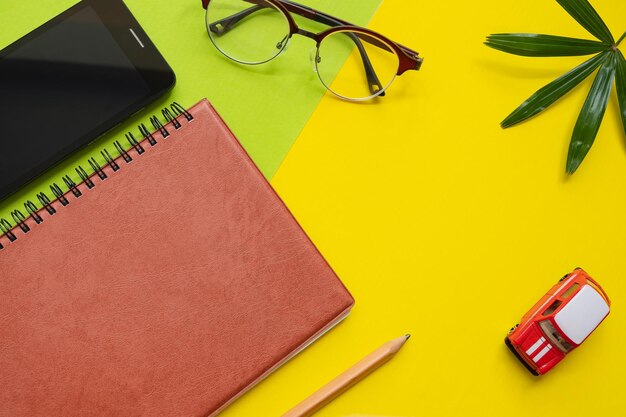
[126,132,145,155]
[114,140,133,163]
[0,219,16,242]
[63,176,82,198]
[37,192,55,215]
[50,183,69,206]
[24,200,43,224]
[0,102,192,250]
[76,165,95,189]
[162,108,182,129]
[139,123,157,146]
[11,210,30,233]
[172,102,194,122]
[101,149,120,172]
[89,158,107,180]
[151,115,170,138]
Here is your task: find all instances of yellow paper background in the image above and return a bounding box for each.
[248,0,626,416]
[1,0,624,415]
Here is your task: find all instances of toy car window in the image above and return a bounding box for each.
[562,283,580,299]
[543,300,562,316]
[539,320,573,353]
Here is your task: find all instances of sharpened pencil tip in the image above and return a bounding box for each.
[405,334,411,340]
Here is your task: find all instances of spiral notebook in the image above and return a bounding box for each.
[0,99,354,417]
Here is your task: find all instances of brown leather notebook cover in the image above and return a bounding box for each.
[0,99,354,417]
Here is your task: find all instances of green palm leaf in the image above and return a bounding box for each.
[566,55,616,174]
[486,1,624,174]
[485,33,609,57]
[557,0,614,43]
[615,50,626,135]
[501,51,609,128]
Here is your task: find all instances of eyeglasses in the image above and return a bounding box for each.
[201,0,423,101]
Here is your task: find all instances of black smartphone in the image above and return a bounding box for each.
[0,0,176,202]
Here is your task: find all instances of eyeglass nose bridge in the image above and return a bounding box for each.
[294,28,319,41]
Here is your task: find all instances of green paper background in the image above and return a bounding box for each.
[0,0,381,223]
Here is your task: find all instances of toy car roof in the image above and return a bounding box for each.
[554,284,610,344]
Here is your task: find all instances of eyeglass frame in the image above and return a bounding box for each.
[201,0,423,99]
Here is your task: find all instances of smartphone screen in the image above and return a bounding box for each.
[0,1,175,201]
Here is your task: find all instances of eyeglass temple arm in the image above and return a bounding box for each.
[343,32,385,96]
[207,4,265,35]
[279,1,384,95]
[280,0,392,94]
[204,0,385,95]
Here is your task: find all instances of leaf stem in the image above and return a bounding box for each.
[618,32,626,46]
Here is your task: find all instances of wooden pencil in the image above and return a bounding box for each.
[281,334,410,417]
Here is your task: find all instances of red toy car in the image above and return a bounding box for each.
[505,268,610,375]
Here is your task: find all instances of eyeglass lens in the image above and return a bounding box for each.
[205,0,401,100]
[316,30,400,100]
[206,0,291,65]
